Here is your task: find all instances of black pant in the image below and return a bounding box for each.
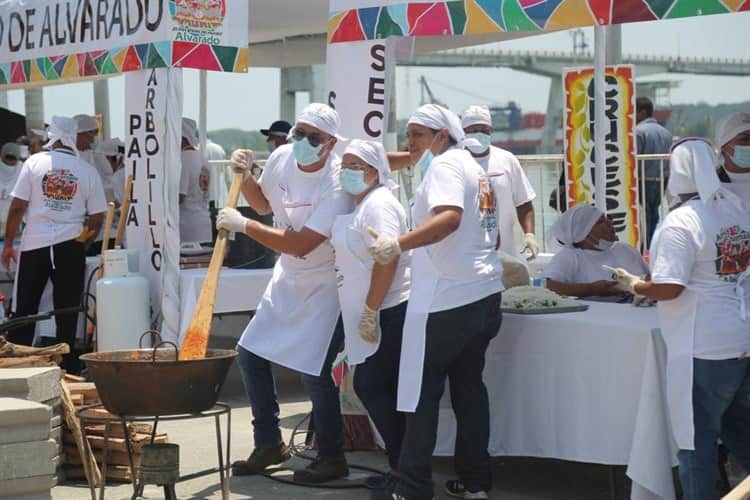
[396,292,503,499]
[86,238,117,256]
[8,239,85,365]
[353,300,408,470]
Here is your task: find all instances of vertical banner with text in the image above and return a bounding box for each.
[125,68,183,342]
[563,65,640,247]
[325,39,393,143]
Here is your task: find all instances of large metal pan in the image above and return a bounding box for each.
[80,339,236,417]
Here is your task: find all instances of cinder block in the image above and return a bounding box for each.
[50,414,61,429]
[0,439,57,480]
[0,398,51,427]
[0,475,54,497]
[0,423,50,445]
[42,397,61,414]
[0,368,61,403]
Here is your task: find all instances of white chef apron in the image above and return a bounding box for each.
[237,179,341,377]
[397,247,439,412]
[331,213,380,366]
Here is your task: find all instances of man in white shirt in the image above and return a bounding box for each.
[179,118,212,243]
[461,105,539,259]
[1,116,107,371]
[215,104,352,483]
[715,113,750,204]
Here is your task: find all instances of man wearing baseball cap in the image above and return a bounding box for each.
[260,120,292,153]
[715,112,750,204]
[461,105,539,260]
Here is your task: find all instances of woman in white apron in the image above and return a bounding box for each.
[330,139,410,489]
[614,139,750,500]
[368,104,503,500]
[543,203,649,299]
[215,104,353,484]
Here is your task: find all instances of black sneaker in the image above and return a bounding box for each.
[445,479,490,499]
[364,472,396,490]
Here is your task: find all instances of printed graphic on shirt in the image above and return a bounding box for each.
[715,225,750,281]
[199,165,210,201]
[42,169,79,212]
[479,175,497,232]
[0,188,10,201]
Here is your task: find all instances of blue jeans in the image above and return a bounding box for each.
[396,292,503,499]
[678,358,750,500]
[236,317,345,460]
[353,301,408,470]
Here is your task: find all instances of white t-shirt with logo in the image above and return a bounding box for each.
[650,198,750,359]
[412,148,503,312]
[179,149,212,243]
[336,186,411,309]
[474,146,536,255]
[259,144,353,273]
[11,150,107,252]
[544,242,649,284]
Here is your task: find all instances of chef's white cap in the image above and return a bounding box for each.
[461,105,492,129]
[715,113,750,149]
[74,114,99,133]
[408,104,465,147]
[296,103,341,138]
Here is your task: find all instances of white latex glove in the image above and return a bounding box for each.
[613,267,644,295]
[230,149,254,175]
[366,227,402,265]
[216,207,248,234]
[520,233,539,261]
[358,305,378,343]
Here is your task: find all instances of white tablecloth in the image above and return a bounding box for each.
[434,301,677,499]
[178,267,273,343]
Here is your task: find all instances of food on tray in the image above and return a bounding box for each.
[502,286,580,310]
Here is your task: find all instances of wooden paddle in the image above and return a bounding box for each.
[179,172,244,360]
[113,175,133,248]
[86,202,116,339]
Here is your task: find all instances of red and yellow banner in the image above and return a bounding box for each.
[563,65,640,247]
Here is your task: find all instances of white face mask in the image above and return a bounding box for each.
[465,132,491,155]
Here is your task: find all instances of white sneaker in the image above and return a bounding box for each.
[444,479,490,499]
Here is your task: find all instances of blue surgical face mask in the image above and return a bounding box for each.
[339,169,369,196]
[465,132,491,155]
[90,137,99,151]
[593,239,614,251]
[416,149,434,177]
[731,145,750,169]
[293,137,322,166]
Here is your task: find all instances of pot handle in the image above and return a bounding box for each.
[151,341,179,363]
[139,330,162,348]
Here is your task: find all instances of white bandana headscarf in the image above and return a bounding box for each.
[74,114,99,133]
[667,139,722,205]
[344,139,398,190]
[461,105,492,129]
[296,103,341,138]
[182,118,199,147]
[408,104,465,147]
[46,116,79,155]
[547,203,602,251]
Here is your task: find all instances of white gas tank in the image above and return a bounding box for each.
[96,249,151,351]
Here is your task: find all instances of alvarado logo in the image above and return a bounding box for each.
[171,0,226,30]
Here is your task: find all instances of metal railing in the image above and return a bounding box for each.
[208,154,672,253]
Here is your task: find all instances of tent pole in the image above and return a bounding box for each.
[594,25,607,213]
[93,79,111,139]
[199,70,208,155]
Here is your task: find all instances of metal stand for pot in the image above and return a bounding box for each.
[76,403,231,500]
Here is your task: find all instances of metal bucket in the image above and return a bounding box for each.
[140,443,180,485]
[80,335,236,416]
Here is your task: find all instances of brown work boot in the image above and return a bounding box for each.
[231,443,290,476]
[292,457,349,484]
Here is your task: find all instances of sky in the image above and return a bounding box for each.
[4,11,750,139]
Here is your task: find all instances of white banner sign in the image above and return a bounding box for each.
[0,0,248,63]
[325,39,392,143]
[124,67,182,341]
